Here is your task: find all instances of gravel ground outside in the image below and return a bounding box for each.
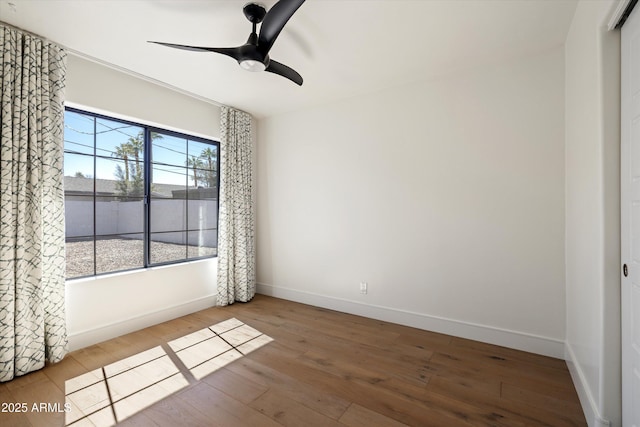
[65,238,216,278]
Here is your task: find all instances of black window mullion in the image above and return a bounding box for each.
[185,140,189,260]
[144,128,151,268]
[92,116,97,276]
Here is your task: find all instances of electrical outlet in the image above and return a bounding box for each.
[359,282,368,294]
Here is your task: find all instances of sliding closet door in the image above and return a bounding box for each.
[621,3,640,426]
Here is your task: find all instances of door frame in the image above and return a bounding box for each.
[618,1,639,425]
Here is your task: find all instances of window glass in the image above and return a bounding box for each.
[63,108,219,279]
[150,232,187,264]
[96,234,144,275]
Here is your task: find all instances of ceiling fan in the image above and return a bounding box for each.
[149,0,306,86]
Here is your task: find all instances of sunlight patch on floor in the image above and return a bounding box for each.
[64,318,272,426]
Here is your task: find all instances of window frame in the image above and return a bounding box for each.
[63,106,220,279]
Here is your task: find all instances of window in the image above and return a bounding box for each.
[63,107,219,279]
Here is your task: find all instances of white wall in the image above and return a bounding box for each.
[65,54,220,138]
[66,261,217,350]
[257,47,566,357]
[64,54,222,350]
[564,1,621,426]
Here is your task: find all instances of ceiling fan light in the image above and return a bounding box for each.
[240,59,266,72]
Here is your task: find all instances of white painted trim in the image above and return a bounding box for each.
[256,283,565,358]
[67,294,217,351]
[565,343,611,427]
[608,0,633,30]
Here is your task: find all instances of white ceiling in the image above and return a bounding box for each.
[0,0,578,119]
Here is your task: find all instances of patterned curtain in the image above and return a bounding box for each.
[0,24,67,382]
[217,106,255,305]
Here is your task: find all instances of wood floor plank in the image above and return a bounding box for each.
[3,370,51,393]
[295,332,434,386]
[144,316,205,342]
[139,393,214,427]
[249,309,436,390]
[339,403,410,427]
[430,347,574,390]
[262,308,402,350]
[246,343,476,426]
[42,355,88,392]
[0,294,587,427]
[0,414,33,427]
[200,365,269,404]
[449,336,569,371]
[295,347,436,405]
[224,357,351,420]
[429,370,502,398]
[427,375,535,427]
[178,382,281,427]
[69,342,120,372]
[232,314,314,355]
[500,382,585,420]
[0,385,33,427]
[5,374,65,427]
[114,411,160,427]
[296,348,520,427]
[250,388,345,427]
[427,373,586,427]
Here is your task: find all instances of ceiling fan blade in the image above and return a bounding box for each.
[258,0,305,55]
[149,41,241,61]
[265,60,303,86]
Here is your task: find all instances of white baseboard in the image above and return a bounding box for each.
[256,283,565,358]
[67,294,218,351]
[565,343,611,427]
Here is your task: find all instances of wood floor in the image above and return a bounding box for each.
[0,294,586,427]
